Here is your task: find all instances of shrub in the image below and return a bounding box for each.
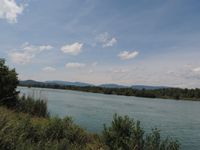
[103,114,180,150]
[145,129,180,150]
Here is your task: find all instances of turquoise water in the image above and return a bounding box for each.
[18,87,200,150]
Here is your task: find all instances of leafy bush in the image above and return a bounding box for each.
[145,129,180,150]
[103,114,180,150]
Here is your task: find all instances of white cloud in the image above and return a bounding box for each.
[118,51,139,60]
[9,43,53,64]
[65,62,85,68]
[0,0,24,23]
[42,66,56,72]
[61,42,83,55]
[10,52,33,64]
[193,67,200,72]
[97,32,117,47]
[103,38,117,47]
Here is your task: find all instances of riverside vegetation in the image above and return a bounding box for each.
[0,59,180,150]
[20,81,200,101]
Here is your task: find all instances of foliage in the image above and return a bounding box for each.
[0,107,107,150]
[0,59,19,107]
[0,59,48,117]
[0,107,180,150]
[145,129,180,150]
[103,114,180,150]
[16,95,49,117]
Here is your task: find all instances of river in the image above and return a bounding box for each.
[18,87,200,150]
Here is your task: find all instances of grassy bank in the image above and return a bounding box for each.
[0,96,180,150]
[0,106,106,150]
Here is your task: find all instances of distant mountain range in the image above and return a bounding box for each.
[99,84,128,88]
[20,80,43,85]
[19,80,93,87]
[99,84,167,89]
[45,80,93,87]
[20,80,169,90]
[131,85,168,90]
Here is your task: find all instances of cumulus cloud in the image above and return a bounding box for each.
[97,32,117,47]
[9,52,33,64]
[61,42,83,55]
[103,38,117,47]
[193,67,200,72]
[9,43,53,64]
[42,66,56,72]
[0,0,24,23]
[65,62,85,68]
[118,51,139,60]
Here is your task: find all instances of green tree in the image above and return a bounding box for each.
[0,59,19,107]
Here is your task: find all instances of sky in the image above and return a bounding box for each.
[0,0,200,88]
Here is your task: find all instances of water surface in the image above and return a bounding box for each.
[18,87,200,150]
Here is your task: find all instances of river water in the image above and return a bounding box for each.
[18,87,200,150]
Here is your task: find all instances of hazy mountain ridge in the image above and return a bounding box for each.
[20,80,168,89]
[45,81,94,87]
[99,84,128,88]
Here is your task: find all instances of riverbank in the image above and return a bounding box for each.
[0,103,180,150]
[19,84,200,101]
[0,106,107,150]
[18,86,200,150]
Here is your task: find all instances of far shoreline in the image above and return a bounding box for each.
[18,85,200,102]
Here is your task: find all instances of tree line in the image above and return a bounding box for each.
[20,81,200,101]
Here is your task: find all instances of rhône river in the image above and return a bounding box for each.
[18,87,200,150]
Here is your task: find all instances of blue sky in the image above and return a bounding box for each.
[0,0,200,88]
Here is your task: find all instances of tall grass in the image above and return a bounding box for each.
[16,95,49,117]
[0,106,180,150]
[0,107,107,150]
